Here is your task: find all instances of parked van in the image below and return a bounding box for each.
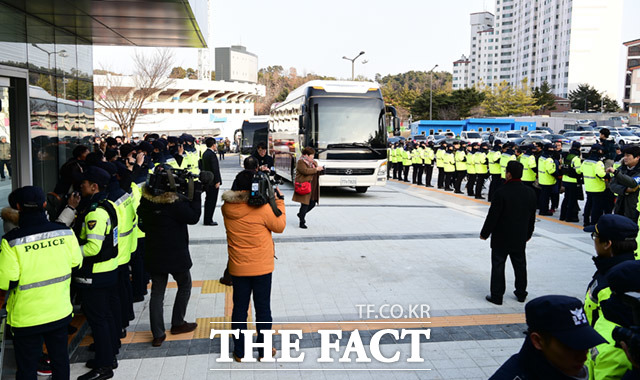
[460,131,482,144]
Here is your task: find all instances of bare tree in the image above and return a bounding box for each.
[94,49,175,139]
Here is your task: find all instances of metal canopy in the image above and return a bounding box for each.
[1,0,207,47]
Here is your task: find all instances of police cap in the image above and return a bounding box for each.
[583,214,638,241]
[571,141,581,150]
[83,166,111,188]
[15,186,46,210]
[525,295,606,350]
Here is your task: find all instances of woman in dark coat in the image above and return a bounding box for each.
[137,181,201,346]
[292,147,324,228]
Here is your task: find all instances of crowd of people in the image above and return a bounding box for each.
[389,128,640,228]
[0,133,224,380]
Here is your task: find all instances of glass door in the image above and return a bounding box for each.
[0,78,15,209]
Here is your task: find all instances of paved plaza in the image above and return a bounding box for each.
[69,156,597,379]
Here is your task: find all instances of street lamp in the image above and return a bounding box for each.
[429,64,439,120]
[31,43,67,95]
[342,51,365,80]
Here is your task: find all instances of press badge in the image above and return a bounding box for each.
[113,226,118,246]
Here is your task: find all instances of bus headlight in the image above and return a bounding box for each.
[377,162,387,177]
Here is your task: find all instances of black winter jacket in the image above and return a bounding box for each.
[137,188,201,274]
[480,180,537,251]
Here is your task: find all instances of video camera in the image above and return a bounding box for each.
[146,165,213,201]
[612,292,640,366]
[248,170,282,217]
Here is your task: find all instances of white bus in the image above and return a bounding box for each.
[269,80,398,193]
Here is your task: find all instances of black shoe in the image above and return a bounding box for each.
[444,188,453,191]
[86,358,118,370]
[539,212,553,216]
[120,328,127,339]
[485,295,502,305]
[454,191,464,194]
[78,367,114,380]
[37,355,51,376]
[437,186,444,189]
[514,292,527,303]
[133,295,145,303]
[426,185,433,187]
[475,196,485,200]
[203,221,218,226]
[299,222,307,229]
[566,218,580,223]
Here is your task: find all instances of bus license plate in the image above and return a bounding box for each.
[340,177,357,186]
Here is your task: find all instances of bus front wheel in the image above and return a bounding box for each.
[355,186,368,193]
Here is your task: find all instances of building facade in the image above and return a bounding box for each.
[94,75,265,137]
[215,45,259,84]
[0,0,207,207]
[453,0,630,102]
[623,39,640,112]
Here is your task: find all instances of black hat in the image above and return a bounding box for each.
[583,214,639,241]
[152,140,167,151]
[83,166,111,188]
[15,186,46,210]
[167,136,179,145]
[590,143,603,151]
[525,295,606,350]
[119,143,135,158]
[606,260,640,294]
[543,143,554,150]
[105,137,117,146]
[105,148,118,161]
[137,141,154,154]
[571,141,581,150]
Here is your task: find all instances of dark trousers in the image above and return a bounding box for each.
[466,174,476,196]
[203,186,219,224]
[231,273,272,358]
[403,165,410,181]
[475,173,487,198]
[488,174,502,201]
[551,183,560,210]
[218,151,225,160]
[13,322,69,380]
[560,182,579,221]
[118,264,134,328]
[298,200,316,223]
[604,188,615,214]
[393,162,402,180]
[539,184,554,214]
[584,191,605,227]
[130,238,148,299]
[490,248,527,300]
[80,286,117,368]
[0,159,11,178]
[454,170,466,192]
[424,165,434,186]
[149,271,192,339]
[437,167,445,188]
[444,171,455,190]
[412,164,423,184]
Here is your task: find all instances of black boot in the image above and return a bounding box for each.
[78,367,114,380]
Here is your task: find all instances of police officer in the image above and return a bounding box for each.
[453,141,466,194]
[520,145,538,189]
[401,142,411,182]
[474,142,489,199]
[394,142,404,181]
[424,141,435,187]
[466,143,477,197]
[443,144,456,191]
[487,141,503,201]
[0,186,82,379]
[75,166,121,380]
[559,142,583,222]
[583,144,610,227]
[538,143,558,216]
[490,295,606,379]
[587,260,640,379]
[583,214,637,327]
[411,143,423,185]
[436,142,448,189]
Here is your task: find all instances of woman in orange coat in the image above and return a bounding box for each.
[221,157,286,361]
[292,147,324,228]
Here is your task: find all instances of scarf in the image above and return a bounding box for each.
[302,155,316,168]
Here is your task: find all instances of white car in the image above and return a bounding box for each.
[495,131,524,143]
[612,130,640,145]
[460,131,482,144]
[526,130,551,136]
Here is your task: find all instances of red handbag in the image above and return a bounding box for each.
[294,181,311,195]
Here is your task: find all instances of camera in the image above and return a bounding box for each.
[146,165,212,201]
[248,170,282,216]
[611,292,640,366]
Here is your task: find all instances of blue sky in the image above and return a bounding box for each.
[93,0,639,79]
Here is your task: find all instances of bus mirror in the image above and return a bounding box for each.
[385,105,397,117]
[298,115,305,134]
[393,118,401,136]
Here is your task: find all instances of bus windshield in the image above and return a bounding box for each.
[309,96,385,149]
[240,122,268,154]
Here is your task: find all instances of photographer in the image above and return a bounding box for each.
[252,142,275,176]
[221,156,286,361]
[137,165,202,347]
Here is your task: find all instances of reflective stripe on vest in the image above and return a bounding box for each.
[8,230,74,248]
[20,273,71,291]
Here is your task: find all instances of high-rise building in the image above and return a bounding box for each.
[215,45,258,84]
[623,39,640,112]
[453,0,629,102]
